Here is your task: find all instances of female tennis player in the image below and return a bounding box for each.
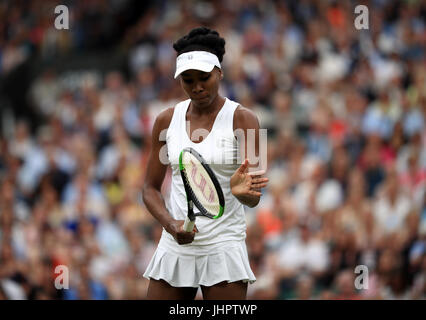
[142,27,269,300]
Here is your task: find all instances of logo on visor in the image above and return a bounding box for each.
[188,54,193,60]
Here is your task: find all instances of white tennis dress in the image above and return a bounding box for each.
[143,97,256,287]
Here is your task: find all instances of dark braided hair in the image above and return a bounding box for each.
[173,27,226,62]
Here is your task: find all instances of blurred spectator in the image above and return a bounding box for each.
[332,269,361,300]
[373,170,412,237]
[273,222,329,299]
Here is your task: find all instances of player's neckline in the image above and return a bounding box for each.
[184,97,228,145]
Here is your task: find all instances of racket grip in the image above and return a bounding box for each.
[183,217,195,232]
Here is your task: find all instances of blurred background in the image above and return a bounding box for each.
[0,0,425,300]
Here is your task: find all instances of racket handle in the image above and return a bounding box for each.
[183,217,195,232]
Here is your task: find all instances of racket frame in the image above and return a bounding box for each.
[179,147,225,232]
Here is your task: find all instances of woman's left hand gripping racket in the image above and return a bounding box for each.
[179,147,225,232]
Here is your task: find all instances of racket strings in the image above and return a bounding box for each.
[182,153,222,216]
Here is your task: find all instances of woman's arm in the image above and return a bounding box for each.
[231,106,269,208]
[142,108,197,244]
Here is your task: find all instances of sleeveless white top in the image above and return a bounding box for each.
[163,97,246,246]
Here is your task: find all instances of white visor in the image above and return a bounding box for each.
[174,51,221,79]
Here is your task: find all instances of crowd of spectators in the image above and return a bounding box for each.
[0,0,425,300]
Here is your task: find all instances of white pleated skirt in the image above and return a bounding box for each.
[143,234,256,288]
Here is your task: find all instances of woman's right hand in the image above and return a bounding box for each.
[166,219,198,245]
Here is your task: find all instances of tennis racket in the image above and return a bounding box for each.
[179,147,225,232]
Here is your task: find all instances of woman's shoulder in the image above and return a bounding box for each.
[153,107,174,131]
[228,98,257,118]
[154,99,189,130]
[232,102,260,129]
